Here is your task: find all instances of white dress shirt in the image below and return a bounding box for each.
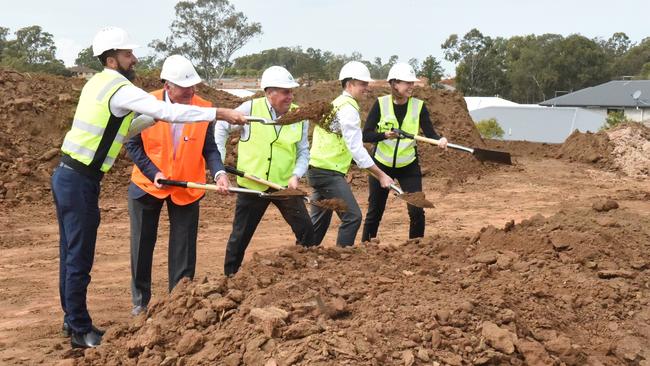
[105,69,217,122]
[337,91,374,169]
[214,98,310,178]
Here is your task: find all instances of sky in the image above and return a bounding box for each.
[1,0,647,76]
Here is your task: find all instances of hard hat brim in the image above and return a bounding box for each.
[170,75,202,88]
[92,43,140,56]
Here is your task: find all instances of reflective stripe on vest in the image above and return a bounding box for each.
[60,70,134,172]
[309,94,359,174]
[374,95,422,168]
[236,98,303,191]
[129,89,212,205]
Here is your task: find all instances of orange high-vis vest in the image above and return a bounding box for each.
[130,89,211,205]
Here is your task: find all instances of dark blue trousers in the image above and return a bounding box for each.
[51,165,100,334]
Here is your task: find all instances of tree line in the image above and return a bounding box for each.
[2,0,648,105]
[443,29,650,103]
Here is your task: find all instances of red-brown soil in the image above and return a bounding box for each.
[0,72,648,365]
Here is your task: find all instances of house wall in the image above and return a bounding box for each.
[625,108,649,122]
[470,106,605,143]
[583,107,649,123]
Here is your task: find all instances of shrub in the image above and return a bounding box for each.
[475,118,505,139]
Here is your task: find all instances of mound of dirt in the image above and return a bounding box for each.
[557,123,649,178]
[605,123,650,178]
[0,69,244,206]
[484,140,561,160]
[78,203,649,365]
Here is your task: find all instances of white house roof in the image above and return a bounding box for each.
[464,97,519,111]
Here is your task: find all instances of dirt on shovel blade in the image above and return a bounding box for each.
[269,188,307,197]
[399,191,434,208]
[276,100,333,125]
[312,198,348,211]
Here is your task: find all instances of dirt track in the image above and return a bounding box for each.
[0,70,649,365]
[1,155,649,365]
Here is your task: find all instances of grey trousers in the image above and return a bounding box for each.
[128,194,199,307]
[307,167,362,247]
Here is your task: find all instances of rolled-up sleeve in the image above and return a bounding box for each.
[338,105,374,169]
[292,121,310,178]
[214,101,249,162]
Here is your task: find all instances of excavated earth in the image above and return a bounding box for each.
[0,70,649,366]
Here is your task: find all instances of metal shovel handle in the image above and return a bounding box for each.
[245,116,276,124]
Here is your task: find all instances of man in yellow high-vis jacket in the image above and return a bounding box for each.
[308,61,394,247]
[51,27,246,349]
[215,66,315,276]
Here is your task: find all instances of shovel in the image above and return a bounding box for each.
[157,179,288,199]
[365,170,434,208]
[245,115,303,126]
[391,128,512,165]
[224,166,348,212]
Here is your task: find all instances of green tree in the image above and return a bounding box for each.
[475,118,505,139]
[0,25,69,75]
[74,46,102,71]
[151,0,262,81]
[419,55,444,83]
[442,29,509,96]
[612,37,650,78]
[0,26,9,61]
[601,110,629,130]
[408,57,420,75]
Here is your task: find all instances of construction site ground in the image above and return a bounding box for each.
[0,69,648,365]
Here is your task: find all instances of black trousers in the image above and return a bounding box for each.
[224,193,315,276]
[308,167,363,247]
[361,160,425,241]
[128,194,200,307]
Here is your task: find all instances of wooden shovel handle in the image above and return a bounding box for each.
[224,166,285,190]
[157,179,221,191]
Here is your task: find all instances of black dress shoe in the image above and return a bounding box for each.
[62,322,105,337]
[70,329,102,348]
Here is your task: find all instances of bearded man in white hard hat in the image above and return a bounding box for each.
[215,65,315,276]
[51,27,246,349]
[124,54,229,317]
[308,61,394,247]
[361,62,447,243]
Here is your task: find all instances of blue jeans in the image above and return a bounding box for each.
[51,165,100,334]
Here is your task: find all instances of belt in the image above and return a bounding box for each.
[58,162,74,170]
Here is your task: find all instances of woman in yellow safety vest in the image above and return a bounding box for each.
[361,62,448,242]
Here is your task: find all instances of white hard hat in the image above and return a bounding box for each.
[338,61,373,82]
[92,26,139,56]
[387,62,419,82]
[261,66,299,89]
[160,55,202,87]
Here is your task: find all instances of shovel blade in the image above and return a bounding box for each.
[472,148,512,165]
[398,192,434,208]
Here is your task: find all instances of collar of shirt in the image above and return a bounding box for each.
[342,91,354,99]
[264,97,278,120]
[103,68,124,78]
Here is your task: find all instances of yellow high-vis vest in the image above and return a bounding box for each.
[309,94,359,174]
[61,70,134,172]
[374,95,423,168]
[236,97,303,191]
